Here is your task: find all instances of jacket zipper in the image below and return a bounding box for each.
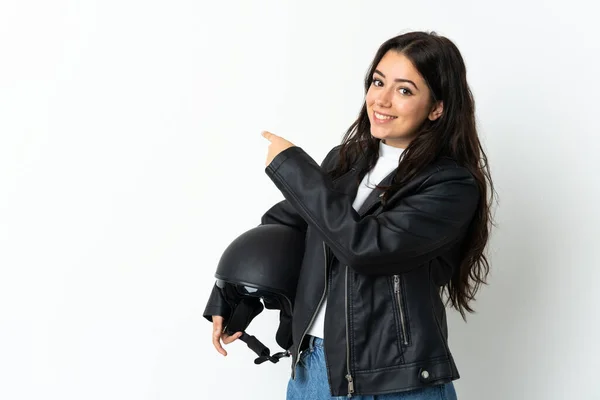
[393,275,408,346]
[292,242,329,379]
[345,266,354,397]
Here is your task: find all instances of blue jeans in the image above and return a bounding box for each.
[287,336,457,400]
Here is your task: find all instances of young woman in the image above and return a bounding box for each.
[207,31,494,399]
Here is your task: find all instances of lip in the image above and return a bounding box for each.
[372,110,397,124]
[374,110,395,117]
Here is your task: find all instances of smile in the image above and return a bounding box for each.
[373,111,397,123]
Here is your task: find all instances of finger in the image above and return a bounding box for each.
[222,331,243,345]
[212,334,227,356]
[212,321,227,356]
[261,130,277,141]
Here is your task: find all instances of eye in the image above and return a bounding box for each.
[399,87,413,96]
[372,78,383,87]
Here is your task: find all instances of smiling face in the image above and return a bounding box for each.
[366,50,443,149]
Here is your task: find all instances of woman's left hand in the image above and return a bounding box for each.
[262,130,295,167]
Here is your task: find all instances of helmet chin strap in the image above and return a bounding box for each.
[238,331,290,364]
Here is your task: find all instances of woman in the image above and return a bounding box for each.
[206,31,494,399]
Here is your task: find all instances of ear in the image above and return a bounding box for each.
[428,100,443,121]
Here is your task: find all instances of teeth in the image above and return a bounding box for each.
[375,112,396,120]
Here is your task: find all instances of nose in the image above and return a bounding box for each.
[375,88,393,108]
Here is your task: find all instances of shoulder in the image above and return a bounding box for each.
[414,157,479,201]
[320,144,344,169]
[429,157,476,182]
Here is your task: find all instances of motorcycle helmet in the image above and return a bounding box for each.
[214,224,305,364]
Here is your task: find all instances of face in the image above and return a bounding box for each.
[366,50,443,148]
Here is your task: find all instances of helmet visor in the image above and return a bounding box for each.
[216,279,273,299]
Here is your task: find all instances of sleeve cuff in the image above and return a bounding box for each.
[265,146,305,175]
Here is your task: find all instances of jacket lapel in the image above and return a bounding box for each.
[355,169,396,216]
[328,151,398,216]
[330,163,397,217]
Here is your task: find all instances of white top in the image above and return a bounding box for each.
[306,140,405,338]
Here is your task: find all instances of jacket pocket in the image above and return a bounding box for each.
[351,273,405,370]
[391,275,409,348]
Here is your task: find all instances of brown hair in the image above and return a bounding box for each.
[330,31,496,320]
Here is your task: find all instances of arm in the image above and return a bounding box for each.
[264,146,479,275]
[259,146,340,232]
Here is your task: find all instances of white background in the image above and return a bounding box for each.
[1,1,599,399]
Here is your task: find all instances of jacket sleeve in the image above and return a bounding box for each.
[264,146,480,275]
[259,146,339,232]
[202,283,231,323]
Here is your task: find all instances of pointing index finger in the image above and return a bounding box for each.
[261,130,276,141]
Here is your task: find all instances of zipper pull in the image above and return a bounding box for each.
[393,275,400,293]
[346,374,354,397]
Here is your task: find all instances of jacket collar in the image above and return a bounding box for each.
[331,154,397,217]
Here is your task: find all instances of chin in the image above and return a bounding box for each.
[370,128,413,147]
[369,126,390,140]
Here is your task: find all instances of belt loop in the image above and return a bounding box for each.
[308,335,316,350]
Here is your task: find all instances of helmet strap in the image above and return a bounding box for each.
[238,332,291,364]
[223,296,263,335]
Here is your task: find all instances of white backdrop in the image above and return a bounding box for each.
[1,1,599,399]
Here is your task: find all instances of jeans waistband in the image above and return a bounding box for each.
[307,335,324,350]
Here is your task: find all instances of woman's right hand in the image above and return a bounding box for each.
[211,315,243,356]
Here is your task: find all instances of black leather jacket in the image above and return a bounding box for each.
[204,145,479,396]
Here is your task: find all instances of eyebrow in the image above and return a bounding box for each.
[374,69,419,90]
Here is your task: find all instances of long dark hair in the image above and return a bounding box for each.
[330,31,496,320]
